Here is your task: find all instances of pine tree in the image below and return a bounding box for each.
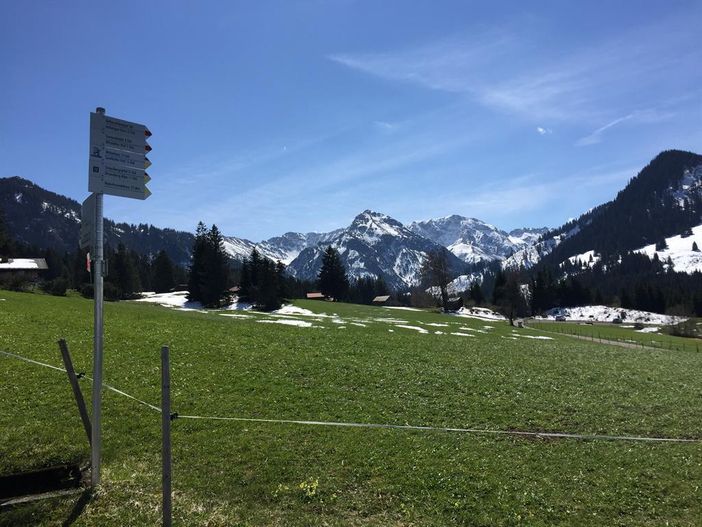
[110,243,141,299]
[238,249,284,310]
[153,250,175,293]
[200,225,229,307]
[318,246,349,301]
[187,223,230,307]
[187,222,208,303]
[693,241,700,252]
[0,207,13,257]
[469,282,484,305]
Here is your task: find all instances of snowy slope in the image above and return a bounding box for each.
[409,215,547,264]
[635,224,702,273]
[503,225,581,270]
[222,229,342,264]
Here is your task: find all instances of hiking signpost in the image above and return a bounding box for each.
[83,107,152,486]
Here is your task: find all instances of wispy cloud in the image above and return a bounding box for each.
[329,13,701,124]
[576,108,675,146]
[536,127,552,135]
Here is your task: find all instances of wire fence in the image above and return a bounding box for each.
[2,348,700,445]
[529,322,701,353]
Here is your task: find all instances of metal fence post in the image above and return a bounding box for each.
[161,345,172,527]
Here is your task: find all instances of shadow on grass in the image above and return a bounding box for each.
[62,488,93,527]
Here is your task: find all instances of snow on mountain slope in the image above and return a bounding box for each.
[635,224,702,273]
[508,227,547,247]
[446,272,483,295]
[222,229,342,264]
[287,210,465,289]
[563,250,601,269]
[409,215,547,264]
[503,225,581,270]
[222,236,258,261]
[670,164,702,207]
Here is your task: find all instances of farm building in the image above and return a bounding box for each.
[372,295,391,305]
[306,292,326,300]
[0,258,48,281]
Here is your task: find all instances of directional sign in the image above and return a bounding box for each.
[90,169,152,200]
[91,113,151,155]
[89,111,152,199]
[103,148,151,170]
[80,193,96,250]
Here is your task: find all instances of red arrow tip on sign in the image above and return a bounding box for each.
[144,127,152,138]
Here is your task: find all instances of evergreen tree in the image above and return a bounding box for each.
[318,246,349,301]
[201,225,229,307]
[469,282,484,305]
[152,250,176,293]
[693,241,700,252]
[187,223,230,307]
[237,249,285,310]
[109,243,141,299]
[187,222,208,303]
[0,207,12,256]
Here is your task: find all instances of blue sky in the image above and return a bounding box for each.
[2,1,701,241]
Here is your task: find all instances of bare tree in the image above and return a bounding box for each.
[421,249,451,311]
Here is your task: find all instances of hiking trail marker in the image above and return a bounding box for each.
[83,107,152,486]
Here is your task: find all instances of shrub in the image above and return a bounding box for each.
[42,277,68,296]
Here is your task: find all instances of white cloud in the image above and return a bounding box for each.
[329,13,701,124]
[536,127,552,135]
[576,108,675,146]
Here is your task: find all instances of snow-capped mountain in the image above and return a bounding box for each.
[409,215,547,264]
[286,210,466,289]
[222,230,342,265]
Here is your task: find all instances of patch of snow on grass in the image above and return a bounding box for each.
[452,307,506,321]
[373,317,409,324]
[384,306,422,312]
[637,326,660,333]
[219,313,251,319]
[425,322,449,327]
[451,332,475,337]
[275,305,317,316]
[395,325,429,334]
[257,319,314,328]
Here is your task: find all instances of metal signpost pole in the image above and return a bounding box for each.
[85,106,151,487]
[161,346,173,527]
[91,105,107,485]
[91,188,104,486]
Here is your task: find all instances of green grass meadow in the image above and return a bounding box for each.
[1,290,701,525]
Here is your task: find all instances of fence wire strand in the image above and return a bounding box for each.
[2,349,700,444]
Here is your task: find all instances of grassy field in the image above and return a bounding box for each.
[529,320,702,353]
[1,290,701,526]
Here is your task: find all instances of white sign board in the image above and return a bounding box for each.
[89,111,152,199]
